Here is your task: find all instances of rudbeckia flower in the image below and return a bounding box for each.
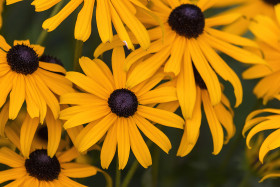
[9,0,153,49]
[245,134,280,182]
[243,108,280,168]
[0,36,74,123]
[215,0,279,35]
[0,103,62,158]
[0,142,99,186]
[95,0,266,120]
[243,5,280,104]
[60,47,184,169]
[177,71,235,156]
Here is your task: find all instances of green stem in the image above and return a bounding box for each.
[73,40,83,71]
[116,161,121,187]
[121,141,152,187]
[152,148,160,187]
[121,160,139,187]
[36,0,64,45]
[238,172,251,187]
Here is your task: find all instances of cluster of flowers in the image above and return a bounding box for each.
[0,0,280,186]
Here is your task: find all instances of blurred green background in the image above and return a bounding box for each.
[1,1,280,187]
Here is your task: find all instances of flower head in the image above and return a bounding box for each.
[243,5,280,104]
[11,0,154,49]
[95,0,265,120]
[0,36,74,123]
[60,47,184,169]
[215,0,278,35]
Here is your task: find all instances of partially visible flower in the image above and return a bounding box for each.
[95,0,265,121]
[177,72,235,156]
[243,5,280,104]
[7,0,153,49]
[215,0,278,35]
[0,146,99,186]
[60,47,184,169]
[245,134,280,182]
[0,36,74,123]
[243,108,280,169]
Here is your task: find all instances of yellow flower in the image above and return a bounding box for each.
[0,146,100,186]
[0,121,101,186]
[0,36,74,123]
[245,134,280,182]
[95,0,266,120]
[8,0,152,49]
[215,0,277,35]
[243,5,280,104]
[243,108,280,172]
[177,78,235,156]
[60,47,184,169]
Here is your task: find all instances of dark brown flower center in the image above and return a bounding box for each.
[168,4,205,38]
[7,44,39,75]
[263,0,280,5]
[108,89,138,117]
[25,149,61,181]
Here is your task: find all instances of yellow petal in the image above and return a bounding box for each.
[177,87,202,157]
[137,105,184,129]
[128,120,151,168]
[74,0,95,41]
[76,113,117,152]
[112,47,127,88]
[117,117,130,169]
[46,111,61,157]
[177,49,196,119]
[20,114,39,158]
[202,90,224,155]
[62,163,98,178]
[134,114,171,153]
[101,124,117,169]
[0,147,24,167]
[189,39,221,105]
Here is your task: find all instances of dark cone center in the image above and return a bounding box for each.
[37,126,48,142]
[7,44,39,75]
[193,65,207,89]
[263,0,280,5]
[108,89,138,117]
[39,55,64,67]
[168,4,205,38]
[25,149,61,181]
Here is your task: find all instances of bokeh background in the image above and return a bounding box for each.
[1,1,280,186]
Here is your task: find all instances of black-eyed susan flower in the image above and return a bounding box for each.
[60,47,184,169]
[0,122,101,186]
[245,134,280,182]
[14,0,154,49]
[215,0,279,35]
[0,36,74,123]
[95,0,266,120]
[243,108,280,169]
[0,147,100,186]
[243,5,280,104]
[177,70,235,156]
[0,103,62,158]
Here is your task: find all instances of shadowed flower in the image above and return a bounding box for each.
[60,47,184,169]
[0,36,74,124]
[0,0,3,29]
[245,134,280,182]
[7,0,153,49]
[215,0,279,35]
[243,107,280,176]
[243,5,280,104]
[95,0,266,120]
[0,147,99,186]
[177,71,235,156]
